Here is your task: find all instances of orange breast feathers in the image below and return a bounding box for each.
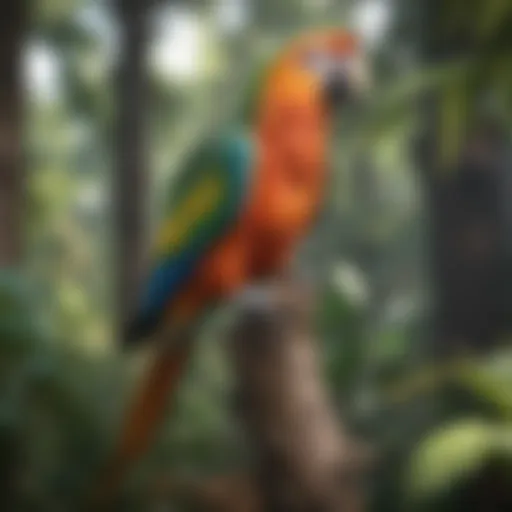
[188,145,327,305]
[246,54,329,253]
[191,87,328,303]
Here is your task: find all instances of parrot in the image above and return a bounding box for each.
[95,28,366,503]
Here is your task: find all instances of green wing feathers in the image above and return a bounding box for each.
[127,132,253,343]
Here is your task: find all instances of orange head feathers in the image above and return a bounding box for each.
[256,29,365,172]
[258,29,365,121]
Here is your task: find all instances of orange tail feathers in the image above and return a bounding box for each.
[91,342,192,507]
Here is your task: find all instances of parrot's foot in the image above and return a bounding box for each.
[235,283,278,315]
[232,280,314,347]
[234,278,314,323]
[277,268,318,300]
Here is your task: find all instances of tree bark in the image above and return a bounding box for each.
[419,119,511,355]
[0,0,24,265]
[114,0,150,342]
[230,282,368,512]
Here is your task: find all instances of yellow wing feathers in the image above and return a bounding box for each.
[153,175,223,257]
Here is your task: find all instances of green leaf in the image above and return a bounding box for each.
[350,60,473,151]
[477,0,512,40]
[458,348,512,418]
[383,349,512,414]
[437,82,469,173]
[383,358,470,406]
[407,418,504,500]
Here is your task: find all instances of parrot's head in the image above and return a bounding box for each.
[259,29,367,118]
[257,29,367,165]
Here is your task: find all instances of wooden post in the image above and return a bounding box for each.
[229,281,367,512]
[114,0,150,344]
[0,0,24,265]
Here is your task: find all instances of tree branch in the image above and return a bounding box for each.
[230,281,368,512]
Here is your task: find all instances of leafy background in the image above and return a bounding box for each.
[1,0,511,510]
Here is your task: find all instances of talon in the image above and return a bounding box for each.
[237,286,275,311]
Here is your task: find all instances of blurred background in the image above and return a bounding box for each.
[1,0,511,510]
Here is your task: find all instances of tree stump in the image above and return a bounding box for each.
[229,281,367,512]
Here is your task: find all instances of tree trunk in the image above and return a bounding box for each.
[420,119,511,355]
[417,0,512,356]
[230,282,368,512]
[114,0,150,343]
[0,0,24,265]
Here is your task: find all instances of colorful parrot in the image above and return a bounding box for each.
[96,28,365,502]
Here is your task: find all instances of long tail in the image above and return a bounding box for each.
[91,341,192,507]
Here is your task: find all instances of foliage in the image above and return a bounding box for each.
[12,0,512,510]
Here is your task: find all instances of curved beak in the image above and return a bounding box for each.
[323,56,370,109]
[324,71,353,106]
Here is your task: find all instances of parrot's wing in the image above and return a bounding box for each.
[128,132,253,342]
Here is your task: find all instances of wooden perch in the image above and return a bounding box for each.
[229,281,367,512]
[154,281,369,512]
